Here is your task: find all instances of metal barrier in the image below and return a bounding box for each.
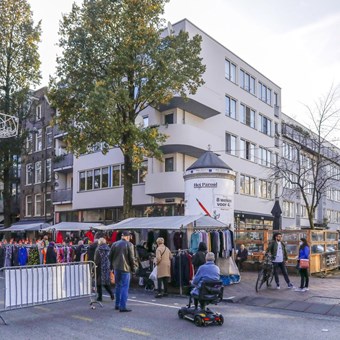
[0,261,97,325]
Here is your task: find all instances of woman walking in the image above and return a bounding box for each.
[94,238,114,301]
[295,237,310,292]
[154,237,173,298]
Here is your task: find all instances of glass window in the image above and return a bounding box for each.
[35,194,42,216]
[45,192,52,216]
[260,180,271,199]
[240,104,255,128]
[35,161,42,183]
[259,115,271,136]
[283,201,295,218]
[164,113,174,125]
[26,195,32,217]
[240,140,255,162]
[45,158,51,182]
[26,163,33,185]
[225,133,236,156]
[225,95,236,119]
[143,116,149,127]
[311,232,324,242]
[240,174,255,196]
[26,133,33,153]
[94,169,101,189]
[165,157,174,172]
[230,63,236,83]
[112,165,120,187]
[35,129,42,152]
[102,167,109,188]
[87,170,93,190]
[240,70,255,94]
[36,105,41,121]
[46,126,53,148]
[239,70,244,88]
[79,171,86,191]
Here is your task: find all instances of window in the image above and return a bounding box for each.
[258,82,272,105]
[240,139,255,162]
[45,158,51,182]
[225,133,236,156]
[240,174,255,196]
[240,70,255,95]
[26,133,33,153]
[35,128,42,152]
[35,194,42,216]
[45,192,52,216]
[164,113,174,125]
[240,104,255,128]
[259,147,272,167]
[283,201,295,218]
[259,180,272,199]
[102,167,109,188]
[282,142,296,161]
[79,171,86,191]
[274,92,278,106]
[139,160,148,183]
[86,170,93,190]
[143,116,149,127]
[259,114,271,136]
[26,164,33,185]
[46,126,53,148]
[25,196,32,217]
[301,205,308,218]
[225,59,236,83]
[121,165,125,186]
[225,95,236,119]
[94,168,101,189]
[165,157,174,172]
[112,165,121,187]
[35,161,42,183]
[36,105,42,121]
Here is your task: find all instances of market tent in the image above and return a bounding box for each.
[2,221,51,232]
[42,222,104,232]
[103,215,227,230]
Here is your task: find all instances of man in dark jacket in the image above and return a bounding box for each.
[109,230,136,312]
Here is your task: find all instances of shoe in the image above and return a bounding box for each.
[304,287,309,291]
[115,306,119,310]
[294,288,306,292]
[276,285,280,290]
[120,309,132,312]
[155,293,163,298]
[288,283,294,288]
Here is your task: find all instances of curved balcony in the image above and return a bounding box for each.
[145,172,184,198]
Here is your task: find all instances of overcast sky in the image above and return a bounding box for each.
[29,0,340,126]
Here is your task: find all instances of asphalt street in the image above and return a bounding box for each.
[1,288,340,340]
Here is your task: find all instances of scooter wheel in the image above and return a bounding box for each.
[217,315,224,325]
[194,315,203,327]
[178,310,184,319]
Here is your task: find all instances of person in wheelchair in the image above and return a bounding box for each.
[189,252,220,309]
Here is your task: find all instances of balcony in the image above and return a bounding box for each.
[145,172,184,198]
[52,189,72,204]
[53,153,73,173]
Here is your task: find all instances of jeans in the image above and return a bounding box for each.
[114,270,131,310]
[273,262,290,286]
[299,268,309,288]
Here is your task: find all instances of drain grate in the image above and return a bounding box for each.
[306,296,340,305]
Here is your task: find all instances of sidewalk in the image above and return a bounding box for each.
[223,270,340,316]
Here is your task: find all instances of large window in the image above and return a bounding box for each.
[86,170,93,190]
[259,147,272,167]
[35,128,42,152]
[35,161,42,184]
[25,195,32,217]
[26,164,33,185]
[79,171,86,191]
[258,82,272,105]
[102,167,109,188]
[225,59,236,83]
[26,133,33,154]
[35,194,42,216]
[164,113,174,125]
[46,126,53,148]
[283,201,295,218]
[240,174,255,196]
[165,157,174,172]
[259,180,272,199]
[240,139,255,162]
[259,114,271,136]
[36,105,42,121]
[240,104,255,128]
[112,165,121,187]
[240,70,255,95]
[225,95,236,119]
[282,142,296,161]
[45,158,51,182]
[45,192,52,216]
[225,133,237,156]
[94,168,101,189]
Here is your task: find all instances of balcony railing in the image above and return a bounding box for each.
[52,189,72,203]
[53,153,73,170]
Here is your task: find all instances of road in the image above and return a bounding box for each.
[0,288,339,339]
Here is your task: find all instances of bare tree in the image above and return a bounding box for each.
[274,85,340,229]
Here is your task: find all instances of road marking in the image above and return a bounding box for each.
[71,315,93,322]
[34,306,50,311]
[128,298,180,309]
[122,327,150,337]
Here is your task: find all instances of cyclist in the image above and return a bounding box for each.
[266,232,294,289]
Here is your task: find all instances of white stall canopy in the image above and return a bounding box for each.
[2,221,51,232]
[104,215,227,231]
[42,222,104,232]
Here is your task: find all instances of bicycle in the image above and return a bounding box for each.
[255,253,274,292]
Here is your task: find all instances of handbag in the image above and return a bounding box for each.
[110,271,115,284]
[299,259,309,269]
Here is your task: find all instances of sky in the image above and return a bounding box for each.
[28,0,340,127]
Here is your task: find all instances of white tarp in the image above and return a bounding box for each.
[2,222,51,232]
[4,263,91,308]
[103,214,226,230]
[42,222,104,232]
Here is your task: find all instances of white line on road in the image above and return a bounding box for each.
[128,298,180,309]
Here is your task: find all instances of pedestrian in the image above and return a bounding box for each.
[88,233,101,262]
[45,242,57,264]
[94,238,115,301]
[74,240,85,262]
[154,237,173,298]
[235,244,248,272]
[295,237,310,292]
[109,230,136,312]
[266,232,294,289]
[192,241,207,273]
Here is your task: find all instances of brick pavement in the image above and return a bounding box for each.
[223,270,340,316]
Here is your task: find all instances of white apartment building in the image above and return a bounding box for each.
[52,19,339,231]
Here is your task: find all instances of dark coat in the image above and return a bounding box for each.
[109,239,136,273]
[87,241,98,262]
[45,245,57,264]
[94,244,111,286]
[192,251,207,272]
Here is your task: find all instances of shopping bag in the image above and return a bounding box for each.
[299,259,309,269]
[149,265,157,281]
[110,271,115,284]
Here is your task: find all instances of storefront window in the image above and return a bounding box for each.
[311,244,324,253]
[311,232,324,242]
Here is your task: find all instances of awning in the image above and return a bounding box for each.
[2,222,51,232]
[42,222,104,232]
[103,215,227,231]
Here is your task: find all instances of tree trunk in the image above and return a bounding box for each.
[123,151,133,219]
[308,210,315,230]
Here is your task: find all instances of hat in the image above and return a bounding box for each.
[121,230,131,237]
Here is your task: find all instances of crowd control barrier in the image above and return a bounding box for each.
[0,261,97,325]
